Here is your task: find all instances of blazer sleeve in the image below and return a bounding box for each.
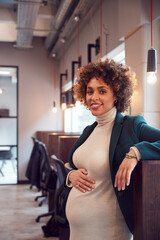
[133,115,160,160]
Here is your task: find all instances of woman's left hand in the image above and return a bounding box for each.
[114,150,138,191]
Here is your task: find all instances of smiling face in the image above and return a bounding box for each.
[86,77,117,116]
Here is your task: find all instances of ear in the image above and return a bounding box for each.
[114,95,117,102]
[114,98,118,105]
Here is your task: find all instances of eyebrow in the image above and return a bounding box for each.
[87,86,109,90]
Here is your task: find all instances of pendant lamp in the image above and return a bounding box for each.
[52,100,57,113]
[147,0,157,84]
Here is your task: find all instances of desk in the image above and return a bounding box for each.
[58,135,80,163]
[133,160,160,240]
[48,132,80,158]
[36,131,64,148]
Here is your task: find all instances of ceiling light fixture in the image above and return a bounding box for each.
[74,15,80,22]
[60,37,66,44]
[52,100,57,113]
[0,71,11,76]
[52,53,56,58]
[61,94,67,110]
[52,58,57,113]
[147,0,157,85]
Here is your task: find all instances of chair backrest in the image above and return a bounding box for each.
[25,137,42,189]
[51,155,70,226]
[38,142,56,191]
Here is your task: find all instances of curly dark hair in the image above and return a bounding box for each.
[73,58,136,112]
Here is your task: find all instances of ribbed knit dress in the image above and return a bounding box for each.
[66,107,133,240]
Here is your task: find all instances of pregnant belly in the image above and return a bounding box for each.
[65,185,132,240]
[66,186,113,229]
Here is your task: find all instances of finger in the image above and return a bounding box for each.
[117,169,123,191]
[80,177,95,188]
[80,173,95,184]
[80,168,88,175]
[126,169,132,186]
[115,164,123,188]
[121,169,127,190]
[76,183,86,193]
[78,179,94,191]
[79,169,95,183]
[114,172,118,188]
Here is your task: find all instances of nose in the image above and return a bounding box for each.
[91,91,99,100]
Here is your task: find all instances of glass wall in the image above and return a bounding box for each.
[0,66,18,184]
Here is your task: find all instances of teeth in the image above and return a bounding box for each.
[91,104,101,107]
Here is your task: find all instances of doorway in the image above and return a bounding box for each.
[0,66,18,184]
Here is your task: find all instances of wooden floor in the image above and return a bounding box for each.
[0,184,59,240]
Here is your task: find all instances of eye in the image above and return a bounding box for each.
[99,89,107,94]
[86,90,93,95]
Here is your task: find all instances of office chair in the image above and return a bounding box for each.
[35,143,57,222]
[26,137,42,191]
[51,155,70,227]
[41,155,70,239]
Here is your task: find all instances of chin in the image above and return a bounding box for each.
[91,110,103,116]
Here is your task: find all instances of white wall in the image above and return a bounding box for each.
[0,38,62,181]
[119,0,160,127]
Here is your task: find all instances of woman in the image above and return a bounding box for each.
[65,59,160,240]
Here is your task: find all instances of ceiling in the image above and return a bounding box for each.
[0,0,98,58]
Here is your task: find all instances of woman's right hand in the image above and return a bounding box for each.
[69,168,95,193]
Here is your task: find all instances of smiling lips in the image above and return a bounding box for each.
[90,103,102,110]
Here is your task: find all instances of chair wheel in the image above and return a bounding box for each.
[39,202,43,207]
[35,217,40,222]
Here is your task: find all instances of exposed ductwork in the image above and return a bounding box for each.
[15,0,40,48]
[13,0,60,49]
[45,0,80,52]
[0,0,97,54]
[48,0,97,57]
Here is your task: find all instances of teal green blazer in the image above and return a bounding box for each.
[68,112,160,233]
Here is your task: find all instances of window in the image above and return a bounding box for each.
[64,104,95,133]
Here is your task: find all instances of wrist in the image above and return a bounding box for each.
[125,154,137,159]
[66,170,76,188]
[68,170,76,182]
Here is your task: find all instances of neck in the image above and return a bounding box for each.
[96,107,117,125]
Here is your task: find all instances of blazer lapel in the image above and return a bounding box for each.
[109,112,124,171]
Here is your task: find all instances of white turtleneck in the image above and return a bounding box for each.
[66,107,132,240]
[95,106,117,126]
